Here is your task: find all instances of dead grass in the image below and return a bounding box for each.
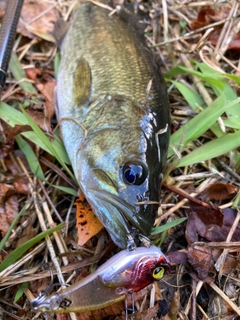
[0,0,239,319]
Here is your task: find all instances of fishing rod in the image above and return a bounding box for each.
[0,0,24,98]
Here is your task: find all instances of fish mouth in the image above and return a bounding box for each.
[89,189,138,227]
[86,188,152,248]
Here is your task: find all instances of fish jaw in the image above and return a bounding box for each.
[72,113,168,248]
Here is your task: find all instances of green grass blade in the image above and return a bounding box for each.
[14,282,29,302]
[0,223,64,272]
[55,186,78,196]
[164,65,185,79]
[168,98,240,158]
[0,101,28,126]
[225,74,240,85]
[151,217,187,235]
[196,63,240,128]
[173,81,204,110]
[20,105,76,182]
[0,202,30,252]
[178,131,240,167]
[16,135,78,196]
[9,52,37,95]
[54,52,61,79]
[15,135,45,180]
[0,102,71,165]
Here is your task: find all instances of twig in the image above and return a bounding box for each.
[210,282,240,316]
[150,17,238,48]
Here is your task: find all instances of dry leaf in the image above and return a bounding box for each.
[76,197,104,246]
[199,183,238,202]
[18,0,60,40]
[6,124,32,141]
[13,174,29,195]
[166,250,188,265]
[212,249,239,275]
[36,78,56,120]
[186,210,240,244]
[27,109,52,134]
[189,7,230,29]
[187,245,215,282]
[189,6,240,51]
[189,200,224,227]
[25,67,42,81]
[0,184,19,236]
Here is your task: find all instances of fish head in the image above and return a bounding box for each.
[75,96,170,248]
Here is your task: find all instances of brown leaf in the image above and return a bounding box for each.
[186,209,240,245]
[25,67,42,81]
[189,6,230,29]
[0,183,14,206]
[166,250,188,265]
[76,196,104,246]
[5,195,19,224]
[56,315,70,320]
[199,183,238,202]
[27,109,52,134]
[188,6,240,50]
[0,191,19,236]
[212,249,239,275]
[185,212,206,244]
[18,0,60,40]
[36,78,56,120]
[13,174,29,195]
[0,211,10,236]
[189,200,224,227]
[6,124,32,141]
[187,245,215,282]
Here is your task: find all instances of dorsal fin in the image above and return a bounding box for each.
[116,4,146,38]
[53,18,69,48]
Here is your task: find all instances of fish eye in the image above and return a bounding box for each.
[152,266,165,279]
[122,162,148,186]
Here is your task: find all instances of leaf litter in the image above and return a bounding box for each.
[0,0,239,319]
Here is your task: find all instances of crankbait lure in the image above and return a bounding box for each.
[31,246,170,313]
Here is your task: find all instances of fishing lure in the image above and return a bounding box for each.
[31,246,170,313]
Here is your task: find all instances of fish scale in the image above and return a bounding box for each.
[56,1,170,248]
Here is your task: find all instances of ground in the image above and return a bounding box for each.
[0,0,239,319]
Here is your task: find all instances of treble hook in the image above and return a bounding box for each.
[37,264,68,300]
[41,263,55,296]
[126,228,138,251]
[125,292,135,320]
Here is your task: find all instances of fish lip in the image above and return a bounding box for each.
[88,188,156,236]
[88,188,137,226]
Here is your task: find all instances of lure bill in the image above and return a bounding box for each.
[31,246,170,313]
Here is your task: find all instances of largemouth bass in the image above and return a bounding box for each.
[56,1,170,248]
